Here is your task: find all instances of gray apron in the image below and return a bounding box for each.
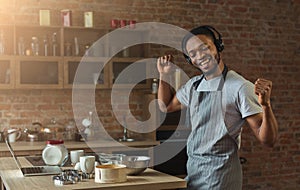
[185,67,242,190]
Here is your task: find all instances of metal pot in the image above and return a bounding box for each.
[42,118,65,140]
[24,122,44,142]
[24,128,43,142]
[24,118,69,141]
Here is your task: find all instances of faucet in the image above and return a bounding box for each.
[119,115,134,142]
[121,115,128,141]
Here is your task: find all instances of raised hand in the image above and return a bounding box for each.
[254,78,272,107]
[157,55,174,74]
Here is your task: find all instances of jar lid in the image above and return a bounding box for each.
[46,140,64,145]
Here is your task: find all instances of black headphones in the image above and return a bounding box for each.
[182,25,224,65]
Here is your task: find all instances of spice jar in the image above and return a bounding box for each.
[151,78,158,94]
[42,140,68,166]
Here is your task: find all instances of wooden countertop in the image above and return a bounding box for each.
[0,140,160,154]
[0,157,186,190]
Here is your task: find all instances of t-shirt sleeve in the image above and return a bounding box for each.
[237,81,262,118]
[176,77,198,107]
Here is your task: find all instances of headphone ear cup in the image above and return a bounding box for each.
[215,39,224,52]
[183,53,192,64]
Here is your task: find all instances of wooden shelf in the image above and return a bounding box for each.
[0,25,150,89]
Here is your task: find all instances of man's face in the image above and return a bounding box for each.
[186,34,219,75]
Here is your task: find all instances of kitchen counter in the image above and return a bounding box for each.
[0,157,186,190]
[0,140,160,157]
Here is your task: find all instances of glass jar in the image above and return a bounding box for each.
[52,32,58,56]
[65,119,76,141]
[18,36,25,56]
[31,36,39,56]
[42,140,68,166]
[65,42,72,56]
[151,78,158,94]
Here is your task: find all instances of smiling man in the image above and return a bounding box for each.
[156,25,278,190]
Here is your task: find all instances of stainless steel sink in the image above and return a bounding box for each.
[118,137,135,142]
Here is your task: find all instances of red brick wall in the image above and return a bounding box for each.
[0,0,299,189]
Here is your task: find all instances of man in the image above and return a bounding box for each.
[156,25,278,189]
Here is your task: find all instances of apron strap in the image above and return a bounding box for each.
[192,64,228,90]
[186,65,229,128]
[217,65,228,91]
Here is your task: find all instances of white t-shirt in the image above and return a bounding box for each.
[176,70,262,147]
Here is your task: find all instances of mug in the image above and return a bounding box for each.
[110,19,119,28]
[80,155,95,174]
[7,129,21,143]
[70,150,84,165]
[94,164,127,183]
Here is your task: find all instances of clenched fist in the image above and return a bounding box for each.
[254,78,272,107]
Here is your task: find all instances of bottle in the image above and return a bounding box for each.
[64,42,72,56]
[43,35,48,56]
[74,37,79,56]
[175,68,181,91]
[42,140,68,166]
[152,78,158,94]
[52,32,58,56]
[0,30,5,55]
[18,36,25,56]
[31,36,39,56]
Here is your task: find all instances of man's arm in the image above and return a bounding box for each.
[246,78,278,147]
[158,73,182,113]
[157,55,182,113]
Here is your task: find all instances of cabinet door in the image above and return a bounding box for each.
[0,56,15,89]
[64,57,109,89]
[110,58,150,89]
[15,57,63,89]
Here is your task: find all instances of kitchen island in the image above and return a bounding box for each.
[0,157,186,190]
[0,140,160,157]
